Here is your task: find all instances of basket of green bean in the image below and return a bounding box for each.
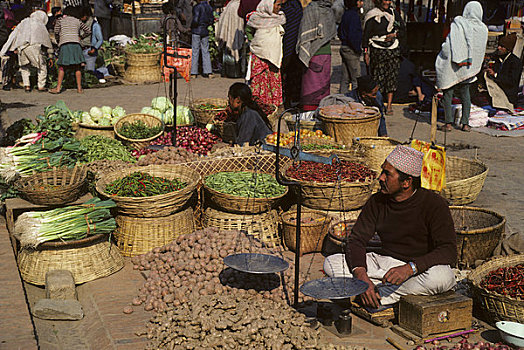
[203,171,288,214]
[96,164,200,217]
[114,113,164,150]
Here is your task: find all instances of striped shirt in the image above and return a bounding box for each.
[54,15,91,47]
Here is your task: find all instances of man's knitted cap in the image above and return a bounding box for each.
[499,33,517,51]
[386,145,424,177]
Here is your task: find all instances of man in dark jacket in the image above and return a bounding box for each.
[281,0,303,108]
[191,0,214,78]
[94,0,113,40]
[338,0,363,94]
[486,33,522,107]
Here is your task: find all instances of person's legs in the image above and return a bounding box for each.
[339,46,351,94]
[74,65,82,92]
[20,64,31,88]
[191,34,201,76]
[83,48,97,71]
[37,60,47,90]
[378,113,387,136]
[50,66,65,93]
[347,48,361,91]
[442,86,455,125]
[458,83,471,127]
[200,35,212,75]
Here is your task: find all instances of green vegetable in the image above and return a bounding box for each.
[14,197,117,248]
[80,135,136,163]
[105,172,186,197]
[90,106,103,119]
[301,143,344,151]
[112,106,126,121]
[205,172,286,198]
[34,101,76,140]
[118,120,162,140]
[125,33,163,54]
[101,106,113,115]
[151,97,173,113]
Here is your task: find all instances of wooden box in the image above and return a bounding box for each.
[399,291,472,338]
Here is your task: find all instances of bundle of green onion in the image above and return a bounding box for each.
[14,197,116,248]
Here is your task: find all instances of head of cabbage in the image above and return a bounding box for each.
[151,97,173,113]
[112,106,126,119]
[101,106,113,115]
[141,107,162,119]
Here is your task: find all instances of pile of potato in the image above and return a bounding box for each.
[137,146,199,166]
[142,294,364,350]
[85,159,132,178]
[130,228,309,313]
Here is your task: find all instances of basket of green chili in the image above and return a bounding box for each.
[203,171,288,214]
[114,113,164,150]
[95,164,200,217]
[189,98,228,126]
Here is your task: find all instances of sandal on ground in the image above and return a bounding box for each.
[438,123,452,132]
[49,88,62,94]
[461,124,471,132]
[37,88,47,92]
[77,89,84,94]
[386,108,394,116]
[24,86,31,93]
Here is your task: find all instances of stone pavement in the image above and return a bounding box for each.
[0,216,38,350]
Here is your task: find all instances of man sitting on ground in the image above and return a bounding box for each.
[346,75,388,136]
[323,145,457,308]
[485,33,522,108]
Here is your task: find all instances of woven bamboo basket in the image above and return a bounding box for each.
[212,121,236,143]
[353,137,402,171]
[17,234,123,285]
[203,172,288,214]
[318,107,381,145]
[95,164,200,217]
[14,166,88,206]
[281,162,376,211]
[112,62,125,77]
[190,98,228,126]
[203,208,281,248]
[75,123,115,140]
[125,51,161,66]
[442,156,489,205]
[124,51,161,83]
[114,113,164,150]
[114,207,195,257]
[451,206,506,268]
[468,254,524,324]
[282,209,331,255]
[328,218,357,247]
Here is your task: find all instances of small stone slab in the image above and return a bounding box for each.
[33,299,84,320]
[45,270,77,300]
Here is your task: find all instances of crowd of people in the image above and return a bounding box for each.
[1,2,105,93]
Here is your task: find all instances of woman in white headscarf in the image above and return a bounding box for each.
[0,10,52,92]
[436,1,487,132]
[247,0,286,106]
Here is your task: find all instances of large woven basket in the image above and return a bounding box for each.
[318,106,381,145]
[95,164,200,217]
[125,50,161,66]
[281,162,376,211]
[442,156,488,205]
[17,234,124,285]
[114,113,164,150]
[203,207,281,248]
[114,207,195,257]
[124,51,162,83]
[451,206,506,268]
[203,172,288,214]
[14,166,88,206]
[353,137,402,171]
[190,98,228,126]
[282,209,331,255]
[468,254,524,324]
[75,123,115,140]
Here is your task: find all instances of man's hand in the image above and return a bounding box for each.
[382,264,413,285]
[88,48,96,56]
[353,267,381,308]
[364,52,370,66]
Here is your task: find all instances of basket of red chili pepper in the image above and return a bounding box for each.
[95,164,200,217]
[281,158,377,211]
[469,254,524,324]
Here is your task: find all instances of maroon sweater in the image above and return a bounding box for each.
[345,188,457,273]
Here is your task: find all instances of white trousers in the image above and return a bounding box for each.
[18,44,47,89]
[323,253,456,305]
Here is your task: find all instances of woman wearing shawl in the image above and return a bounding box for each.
[296,0,336,111]
[247,0,286,106]
[216,0,245,78]
[436,1,487,132]
[362,0,405,115]
[0,10,51,92]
